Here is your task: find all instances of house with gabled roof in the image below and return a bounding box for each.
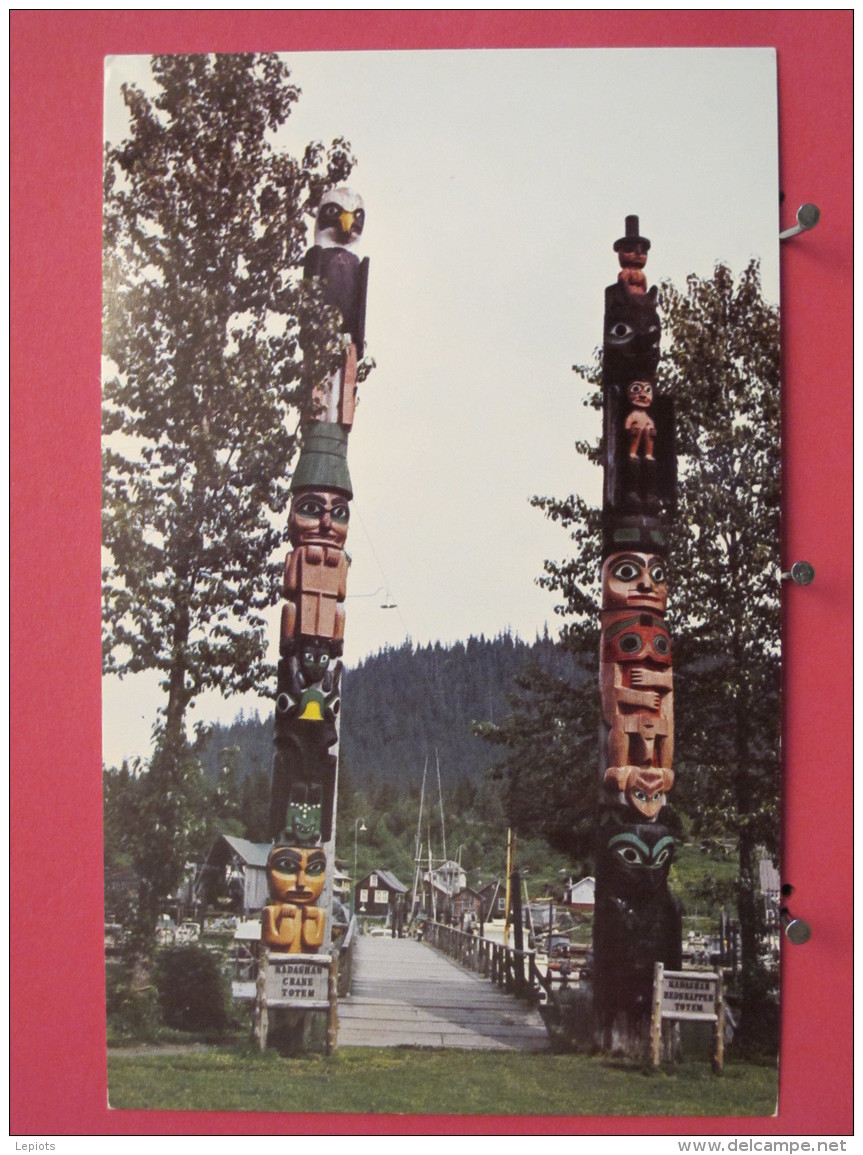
[355,868,408,918]
[198,835,271,915]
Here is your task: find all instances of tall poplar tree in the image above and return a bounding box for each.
[102,54,357,950]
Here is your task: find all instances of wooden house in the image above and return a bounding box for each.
[478,878,506,922]
[355,868,408,918]
[562,875,595,911]
[199,835,271,915]
[450,886,484,927]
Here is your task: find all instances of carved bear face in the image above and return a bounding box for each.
[603,283,661,379]
[602,613,671,667]
[598,822,675,896]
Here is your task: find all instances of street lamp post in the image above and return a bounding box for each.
[351,817,366,919]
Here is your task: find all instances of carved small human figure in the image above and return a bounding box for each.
[601,552,668,616]
[619,380,660,510]
[261,845,327,954]
[624,380,656,460]
[600,611,674,770]
[617,242,648,294]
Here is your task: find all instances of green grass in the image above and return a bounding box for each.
[108,1045,777,1117]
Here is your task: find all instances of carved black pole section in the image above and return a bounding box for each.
[593,216,682,1057]
[262,188,368,967]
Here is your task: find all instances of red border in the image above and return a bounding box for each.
[10,10,852,1136]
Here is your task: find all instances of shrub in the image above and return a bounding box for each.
[153,945,229,1032]
[106,958,161,1041]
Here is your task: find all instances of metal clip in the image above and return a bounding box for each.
[780,203,820,240]
[780,909,812,945]
[781,561,815,586]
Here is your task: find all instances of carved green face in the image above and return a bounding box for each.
[300,644,331,685]
[285,792,323,845]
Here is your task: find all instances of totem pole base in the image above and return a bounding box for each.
[252,951,338,1055]
[594,1009,681,1065]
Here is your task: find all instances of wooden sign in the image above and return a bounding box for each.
[661,970,720,1019]
[266,952,332,1009]
[650,962,724,1071]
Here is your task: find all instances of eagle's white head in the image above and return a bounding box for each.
[314,187,365,250]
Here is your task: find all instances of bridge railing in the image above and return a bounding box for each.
[423,921,550,1002]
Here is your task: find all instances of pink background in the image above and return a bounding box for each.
[10,10,852,1136]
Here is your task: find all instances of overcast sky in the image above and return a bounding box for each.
[102,48,780,768]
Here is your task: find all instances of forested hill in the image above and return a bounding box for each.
[199,632,588,789]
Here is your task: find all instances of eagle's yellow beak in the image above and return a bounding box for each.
[339,210,355,235]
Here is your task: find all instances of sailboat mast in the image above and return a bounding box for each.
[428,827,436,921]
[435,747,447,865]
[410,756,428,920]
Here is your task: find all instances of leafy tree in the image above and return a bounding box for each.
[475,662,597,876]
[103,747,212,958]
[484,260,780,1051]
[102,53,355,749]
[102,53,357,952]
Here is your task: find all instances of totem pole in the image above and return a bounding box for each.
[592,216,682,1053]
[262,188,368,968]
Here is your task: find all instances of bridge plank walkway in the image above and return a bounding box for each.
[337,935,550,1050]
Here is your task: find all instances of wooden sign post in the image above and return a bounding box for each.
[651,962,725,1072]
[250,949,339,1052]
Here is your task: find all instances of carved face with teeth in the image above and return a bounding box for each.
[602,552,668,613]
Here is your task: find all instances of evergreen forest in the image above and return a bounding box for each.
[194,632,589,886]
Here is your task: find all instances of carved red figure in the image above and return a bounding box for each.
[600,611,674,771]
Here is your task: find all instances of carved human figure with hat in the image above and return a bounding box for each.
[614,215,651,295]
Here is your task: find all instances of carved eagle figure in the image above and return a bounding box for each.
[303,186,369,352]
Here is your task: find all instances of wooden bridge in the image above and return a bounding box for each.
[337,931,550,1050]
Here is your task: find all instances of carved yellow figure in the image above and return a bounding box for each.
[261,845,327,954]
